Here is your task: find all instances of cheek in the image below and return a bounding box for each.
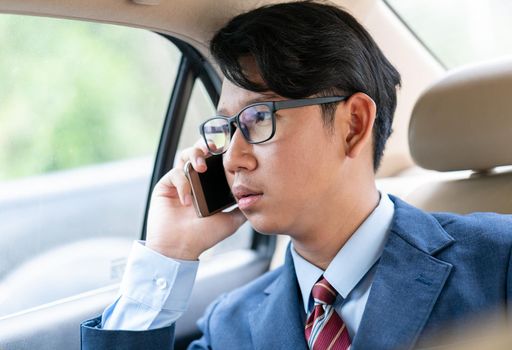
[225,170,234,187]
[290,150,338,198]
[257,117,340,200]
[261,144,325,198]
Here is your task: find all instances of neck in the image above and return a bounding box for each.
[291,184,379,270]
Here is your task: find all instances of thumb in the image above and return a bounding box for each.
[212,208,247,236]
[226,207,247,227]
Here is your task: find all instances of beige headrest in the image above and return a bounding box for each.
[409,58,512,172]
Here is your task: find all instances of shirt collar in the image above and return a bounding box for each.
[291,192,395,313]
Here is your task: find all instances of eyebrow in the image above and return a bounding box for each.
[216,92,282,115]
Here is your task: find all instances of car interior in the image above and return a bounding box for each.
[0,0,511,349]
[406,57,512,214]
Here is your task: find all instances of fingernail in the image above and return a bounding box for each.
[197,157,206,168]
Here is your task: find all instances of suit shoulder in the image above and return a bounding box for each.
[432,211,512,247]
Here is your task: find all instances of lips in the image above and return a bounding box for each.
[232,185,263,210]
[232,185,262,199]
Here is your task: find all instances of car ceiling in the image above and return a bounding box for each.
[0,0,276,54]
[0,0,387,59]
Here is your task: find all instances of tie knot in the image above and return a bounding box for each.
[311,277,337,306]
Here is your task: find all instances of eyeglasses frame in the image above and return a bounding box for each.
[199,95,349,154]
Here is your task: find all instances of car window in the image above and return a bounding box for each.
[177,80,216,152]
[386,0,512,68]
[0,14,179,317]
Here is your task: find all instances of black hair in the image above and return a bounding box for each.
[210,1,401,171]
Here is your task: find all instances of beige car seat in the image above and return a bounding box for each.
[406,58,512,214]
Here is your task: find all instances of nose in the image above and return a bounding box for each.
[223,126,257,175]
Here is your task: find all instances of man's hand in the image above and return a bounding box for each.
[146,141,246,260]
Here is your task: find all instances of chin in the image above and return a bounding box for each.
[245,212,286,235]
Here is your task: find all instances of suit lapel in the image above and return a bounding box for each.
[248,246,308,350]
[352,196,455,350]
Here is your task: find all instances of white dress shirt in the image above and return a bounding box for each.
[102,241,198,330]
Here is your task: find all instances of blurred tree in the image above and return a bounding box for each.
[0,14,180,180]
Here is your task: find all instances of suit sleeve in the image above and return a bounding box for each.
[81,316,176,350]
[81,293,227,350]
[507,244,512,316]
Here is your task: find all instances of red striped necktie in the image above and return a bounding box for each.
[304,276,351,350]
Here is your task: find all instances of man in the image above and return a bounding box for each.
[81,2,512,349]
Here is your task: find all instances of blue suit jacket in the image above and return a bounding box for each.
[81,196,512,349]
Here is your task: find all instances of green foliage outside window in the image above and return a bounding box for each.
[0,15,179,181]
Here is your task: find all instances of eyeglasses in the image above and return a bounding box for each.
[199,96,349,155]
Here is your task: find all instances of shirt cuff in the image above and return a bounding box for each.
[120,240,199,312]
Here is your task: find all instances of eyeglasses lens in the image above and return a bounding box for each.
[239,105,273,143]
[202,104,273,154]
[202,118,230,154]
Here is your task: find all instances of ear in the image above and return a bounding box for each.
[339,92,376,159]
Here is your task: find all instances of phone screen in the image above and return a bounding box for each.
[199,155,235,213]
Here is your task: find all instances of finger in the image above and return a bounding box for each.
[197,137,222,154]
[179,147,209,173]
[193,138,210,154]
[192,139,212,168]
[168,169,193,206]
[227,207,247,227]
[211,208,247,235]
[157,168,192,206]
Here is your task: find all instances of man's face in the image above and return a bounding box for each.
[218,78,350,238]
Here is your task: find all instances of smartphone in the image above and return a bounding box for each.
[184,154,236,217]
